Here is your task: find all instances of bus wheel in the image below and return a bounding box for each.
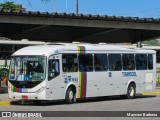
[65,87,75,104]
[127,83,136,99]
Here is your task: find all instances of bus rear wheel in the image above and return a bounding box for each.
[127,83,136,99]
[65,87,75,104]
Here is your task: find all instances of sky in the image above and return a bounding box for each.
[1,0,160,18]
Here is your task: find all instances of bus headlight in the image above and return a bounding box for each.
[36,87,46,94]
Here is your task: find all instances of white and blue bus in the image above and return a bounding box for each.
[8,43,156,104]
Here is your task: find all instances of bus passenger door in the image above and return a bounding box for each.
[47,55,64,100]
[145,54,156,91]
[145,73,154,91]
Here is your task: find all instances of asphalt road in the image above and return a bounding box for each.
[0,95,160,120]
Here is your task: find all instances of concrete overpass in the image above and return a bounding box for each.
[0,9,160,43]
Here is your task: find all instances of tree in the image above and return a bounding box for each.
[142,39,160,46]
[0,1,21,11]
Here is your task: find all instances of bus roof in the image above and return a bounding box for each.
[12,44,156,56]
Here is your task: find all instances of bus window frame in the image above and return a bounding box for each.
[78,54,93,72]
[108,54,122,71]
[122,54,135,71]
[94,54,108,72]
[62,54,78,73]
[148,54,153,70]
[135,54,147,70]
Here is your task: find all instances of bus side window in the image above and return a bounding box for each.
[48,58,60,80]
[136,54,147,70]
[148,54,153,70]
[62,54,78,72]
[109,54,122,71]
[79,54,93,72]
[122,54,135,70]
[94,54,108,71]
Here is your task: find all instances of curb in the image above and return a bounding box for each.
[142,91,160,95]
[0,101,10,106]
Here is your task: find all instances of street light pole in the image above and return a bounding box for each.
[76,0,78,15]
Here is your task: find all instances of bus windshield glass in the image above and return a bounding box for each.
[9,56,46,82]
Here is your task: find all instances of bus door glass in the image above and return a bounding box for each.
[48,56,60,80]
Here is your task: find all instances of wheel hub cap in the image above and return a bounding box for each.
[69,91,73,100]
[129,87,134,96]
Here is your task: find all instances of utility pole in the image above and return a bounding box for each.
[76,0,78,15]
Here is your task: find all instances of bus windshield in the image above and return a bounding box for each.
[9,56,46,82]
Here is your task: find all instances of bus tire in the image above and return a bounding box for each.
[65,87,75,104]
[127,83,136,99]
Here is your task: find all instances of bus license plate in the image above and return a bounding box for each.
[22,95,28,99]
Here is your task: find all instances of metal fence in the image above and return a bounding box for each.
[0,65,9,69]
[157,68,160,83]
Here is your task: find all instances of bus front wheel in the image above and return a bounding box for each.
[127,83,136,99]
[65,87,75,104]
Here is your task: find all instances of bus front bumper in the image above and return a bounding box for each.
[8,91,46,101]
